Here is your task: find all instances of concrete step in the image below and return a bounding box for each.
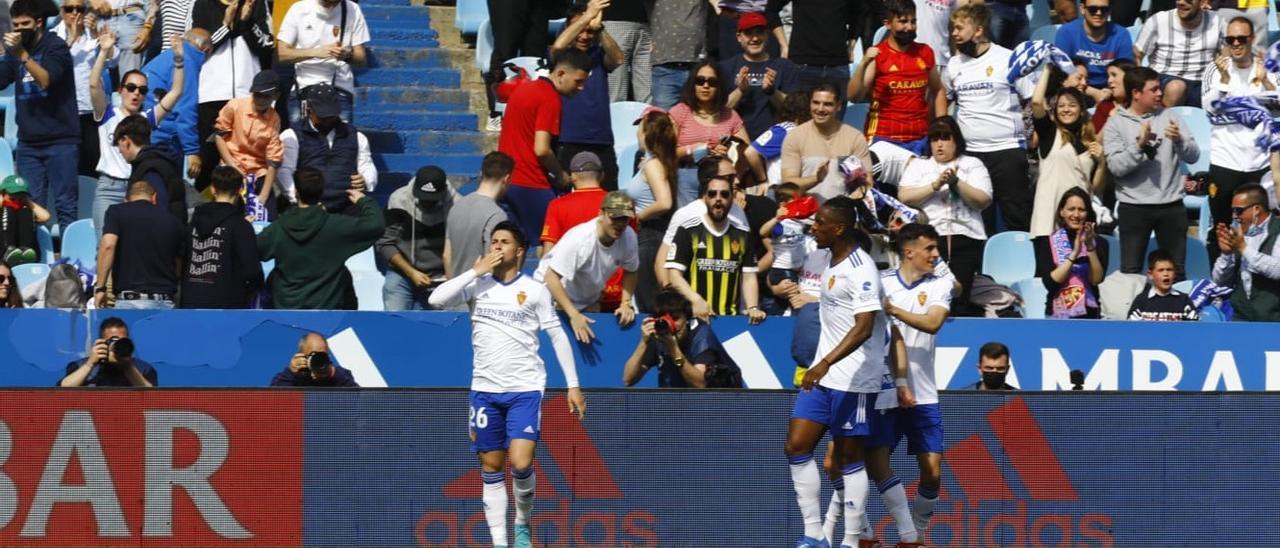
[360,5,431,20]
[374,152,485,176]
[358,0,416,6]
[355,86,470,107]
[355,67,460,87]
[359,110,476,131]
[364,129,485,154]
[360,101,476,113]
[367,46,469,69]
[363,28,439,43]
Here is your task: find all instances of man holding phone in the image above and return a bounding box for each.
[276,0,370,125]
[270,332,359,386]
[621,289,742,388]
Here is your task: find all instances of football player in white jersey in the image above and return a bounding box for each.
[428,221,586,548]
[862,223,952,546]
[785,196,889,548]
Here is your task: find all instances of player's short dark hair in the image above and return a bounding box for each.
[1146,249,1175,271]
[1124,66,1160,99]
[893,222,939,255]
[551,47,594,73]
[979,341,1009,361]
[99,316,127,336]
[653,289,692,319]
[1234,182,1269,207]
[821,195,862,240]
[492,220,528,249]
[112,114,152,147]
[927,116,966,156]
[884,0,916,19]
[696,156,733,195]
[294,167,326,206]
[480,151,515,181]
[210,165,244,195]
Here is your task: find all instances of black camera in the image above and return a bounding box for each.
[305,351,333,380]
[102,336,134,365]
[652,315,677,336]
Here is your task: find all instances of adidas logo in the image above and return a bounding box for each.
[697,242,707,250]
[842,422,854,430]
[523,425,534,434]
[942,398,1077,503]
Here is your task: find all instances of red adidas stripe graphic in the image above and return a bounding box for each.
[987,398,1079,502]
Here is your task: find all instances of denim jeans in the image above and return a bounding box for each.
[651,63,690,110]
[382,269,434,311]
[114,298,175,310]
[93,174,128,239]
[987,1,1030,50]
[107,11,146,77]
[15,142,79,232]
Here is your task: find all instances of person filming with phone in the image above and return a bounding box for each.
[622,289,742,388]
[1034,187,1109,319]
[58,317,157,387]
[270,332,358,387]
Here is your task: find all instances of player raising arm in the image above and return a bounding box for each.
[429,221,585,548]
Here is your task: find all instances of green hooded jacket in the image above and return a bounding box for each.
[257,197,384,309]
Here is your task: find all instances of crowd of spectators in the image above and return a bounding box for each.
[0,0,1274,330]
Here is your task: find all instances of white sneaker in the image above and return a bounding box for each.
[485,115,502,132]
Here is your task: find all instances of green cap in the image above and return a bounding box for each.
[600,191,636,218]
[0,175,28,195]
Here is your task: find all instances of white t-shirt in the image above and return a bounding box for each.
[534,219,640,310]
[943,44,1034,152]
[898,155,992,241]
[915,0,955,68]
[51,23,101,114]
[771,218,811,270]
[875,269,953,409]
[815,247,889,393]
[1203,60,1277,173]
[661,199,749,245]
[97,106,158,179]
[798,244,828,297]
[278,0,371,92]
[455,273,564,393]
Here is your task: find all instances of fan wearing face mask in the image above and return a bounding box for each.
[849,0,943,158]
[971,341,1016,391]
[376,165,456,311]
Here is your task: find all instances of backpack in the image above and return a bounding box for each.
[44,262,91,309]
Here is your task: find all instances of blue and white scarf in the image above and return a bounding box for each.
[1007,40,1075,87]
[1212,95,1280,152]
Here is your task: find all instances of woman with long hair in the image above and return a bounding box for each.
[898,116,993,315]
[0,261,25,308]
[1034,187,1108,319]
[1029,66,1106,238]
[669,61,750,169]
[625,110,679,312]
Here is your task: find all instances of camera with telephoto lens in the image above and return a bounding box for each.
[651,315,678,336]
[102,336,134,365]
[304,351,333,380]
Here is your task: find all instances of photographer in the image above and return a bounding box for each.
[622,289,742,388]
[270,332,358,387]
[58,317,156,387]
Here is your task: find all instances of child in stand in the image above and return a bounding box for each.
[760,182,819,314]
[0,176,50,265]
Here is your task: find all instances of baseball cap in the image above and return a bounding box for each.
[412,166,449,203]
[569,151,603,173]
[632,104,667,125]
[250,70,279,94]
[600,191,636,218]
[305,83,342,118]
[737,12,768,32]
[0,175,28,195]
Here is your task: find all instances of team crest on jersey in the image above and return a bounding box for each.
[986,65,994,77]
[918,291,927,305]
[828,276,835,290]
[916,58,927,69]
[517,291,527,305]
[1209,182,1218,198]
[332,25,340,37]
[731,239,741,255]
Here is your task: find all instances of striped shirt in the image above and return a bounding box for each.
[159,0,195,49]
[665,216,759,316]
[1135,9,1220,81]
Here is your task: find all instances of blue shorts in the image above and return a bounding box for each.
[867,403,944,455]
[872,135,930,158]
[469,390,542,453]
[1156,74,1203,108]
[791,386,875,438]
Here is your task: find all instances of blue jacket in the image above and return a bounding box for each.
[142,44,204,156]
[0,31,79,146]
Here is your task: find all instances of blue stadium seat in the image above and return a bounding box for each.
[616,141,639,181]
[1030,24,1060,43]
[872,26,887,44]
[843,102,870,131]
[1100,233,1120,275]
[1172,279,1194,294]
[346,246,376,273]
[1012,277,1048,319]
[0,96,14,152]
[78,175,96,220]
[1145,235,1211,281]
[611,101,649,148]
[1127,24,1141,42]
[35,225,53,263]
[1194,195,1212,243]
[475,20,494,72]
[981,231,1035,286]
[548,18,566,37]
[504,56,545,79]
[455,0,488,39]
[1200,305,1226,322]
[1170,106,1210,174]
[1028,0,1051,29]
[350,268,385,311]
[59,219,97,266]
[0,137,13,178]
[11,262,49,288]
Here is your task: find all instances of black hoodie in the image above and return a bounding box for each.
[129,142,188,225]
[179,202,263,308]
